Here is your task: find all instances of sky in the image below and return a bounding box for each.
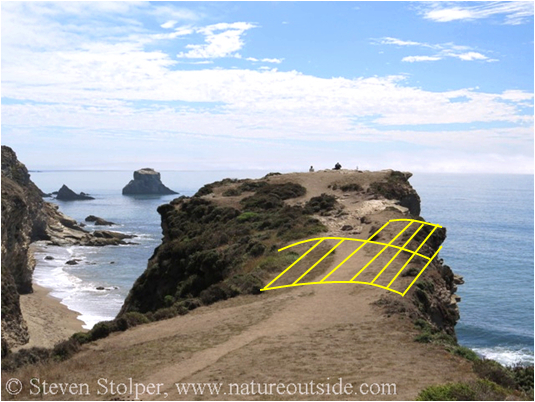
[1,1,534,173]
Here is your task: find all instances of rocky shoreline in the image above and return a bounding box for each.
[1,146,134,353]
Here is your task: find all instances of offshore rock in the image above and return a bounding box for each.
[122,168,177,195]
[56,185,94,201]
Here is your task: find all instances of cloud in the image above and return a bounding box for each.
[261,58,283,64]
[161,20,177,29]
[246,57,283,63]
[420,1,534,25]
[402,55,441,62]
[177,22,257,59]
[378,37,428,47]
[378,36,496,63]
[1,1,532,173]
[452,51,488,61]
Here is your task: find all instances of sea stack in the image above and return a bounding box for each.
[122,168,177,195]
[56,184,95,201]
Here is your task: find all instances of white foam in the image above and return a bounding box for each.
[30,242,125,330]
[473,346,534,366]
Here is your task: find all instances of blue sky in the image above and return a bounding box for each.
[1,1,533,172]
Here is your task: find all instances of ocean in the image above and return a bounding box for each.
[29,170,534,366]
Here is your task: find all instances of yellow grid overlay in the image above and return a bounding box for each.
[260,219,442,297]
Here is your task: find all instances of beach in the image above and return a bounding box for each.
[15,284,85,351]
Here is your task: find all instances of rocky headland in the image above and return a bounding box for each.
[122,168,177,195]
[3,166,531,401]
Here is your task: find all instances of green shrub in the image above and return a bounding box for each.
[339,183,363,192]
[164,295,175,306]
[71,331,92,345]
[447,345,479,362]
[116,312,151,331]
[304,193,337,214]
[510,364,534,394]
[238,181,268,192]
[237,211,259,222]
[90,321,114,340]
[263,172,281,178]
[416,379,508,401]
[153,307,178,321]
[194,184,214,197]
[0,347,51,372]
[223,188,241,196]
[52,338,80,361]
[247,242,266,257]
[473,359,516,389]
[402,267,420,277]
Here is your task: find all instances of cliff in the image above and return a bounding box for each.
[0,146,133,353]
[3,168,490,401]
[119,169,459,336]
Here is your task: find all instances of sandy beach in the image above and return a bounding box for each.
[15,284,85,351]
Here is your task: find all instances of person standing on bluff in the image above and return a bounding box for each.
[333,162,342,170]
[309,166,314,172]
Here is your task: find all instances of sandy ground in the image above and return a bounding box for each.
[15,284,85,350]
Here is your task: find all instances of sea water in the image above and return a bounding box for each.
[410,174,534,366]
[29,171,534,366]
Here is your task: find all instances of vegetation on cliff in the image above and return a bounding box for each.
[119,181,327,317]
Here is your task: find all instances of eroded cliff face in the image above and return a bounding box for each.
[1,146,48,349]
[119,169,461,339]
[1,146,135,353]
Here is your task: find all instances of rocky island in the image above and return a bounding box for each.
[55,185,94,201]
[122,168,177,195]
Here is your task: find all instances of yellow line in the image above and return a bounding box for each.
[371,224,424,284]
[293,239,345,284]
[263,239,324,290]
[387,226,438,288]
[402,246,442,296]
[278,237,431,260]
[389,219,442,228]
[261,280,403,296]
[319,222,391,282]
[351,221,413,281]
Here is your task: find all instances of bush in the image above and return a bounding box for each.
[194,184,214,197]
[71,331,92,345]
[447,345,479,362]
[339,183,363,192]
[510,364,534,394]
[402,267,420,277]
[116,312,151,331]
[473,359,516,389]
[1,347,51,372]
[247,242,266,257]
[199,285,230,305]
[416,379,508,401]
[304,193,337,214]
[237,212,259,222]
[52,338,80,361]
[153,307,178,321]
[223,188,241,197]
[90,321,114,340]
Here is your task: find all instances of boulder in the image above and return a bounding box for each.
[85,215,114,226]
[122,168,177,195]
[56,185,94,201]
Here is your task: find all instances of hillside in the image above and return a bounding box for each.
[0,168,486,400]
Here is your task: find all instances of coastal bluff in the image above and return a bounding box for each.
[0,146,135,354]
[122,168,177,195]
